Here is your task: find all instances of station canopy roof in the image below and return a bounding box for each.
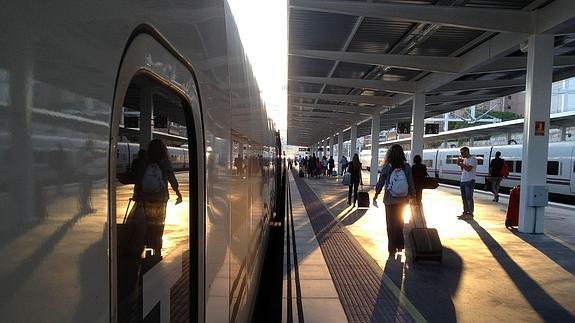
[287,0,575,146]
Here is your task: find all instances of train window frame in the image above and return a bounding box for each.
[108,29,205,323]
[516,161,522,173]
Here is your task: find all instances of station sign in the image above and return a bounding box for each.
[298,147,309,152]
[535,121,545,136]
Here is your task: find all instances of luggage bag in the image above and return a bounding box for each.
[409,203,442,262]
[505,186,520,228]
[356,185,370,208]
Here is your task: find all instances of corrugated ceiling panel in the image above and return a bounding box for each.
[347,18,415,54]
[289,10,358,51]
[289,56,334,77]
[410,26,485,57]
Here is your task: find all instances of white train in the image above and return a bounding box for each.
[359,141,575,199]
[0,2,281,323]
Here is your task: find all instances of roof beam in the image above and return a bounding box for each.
[290,92,394,106]
[469,55,575,74]
[290,0,533,34]
[289,110,360,119]
[290,76,416,94]
[388,0,575,107]
[291,103,382,114]
[290,49,462,74]
[430,79,526,93]
[426,93,503,104]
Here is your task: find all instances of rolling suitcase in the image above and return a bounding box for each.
[409,203,442,262]
[356,185,370,208]
[505,186,520,228]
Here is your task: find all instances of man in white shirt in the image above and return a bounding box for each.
[457,146,477,220]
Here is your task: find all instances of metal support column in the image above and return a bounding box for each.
[411,93,425,163]
[338,132,344,175]
[323,139,328,158]
[519,34,554,234]
[140,87,154,149]
[370,114,380,186]
[350,123,357,158]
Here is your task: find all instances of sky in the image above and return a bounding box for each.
[227,0,288,141]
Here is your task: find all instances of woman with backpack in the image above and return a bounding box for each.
[373,144,415,256]
[347,153,362,206]
[140,139,183,261]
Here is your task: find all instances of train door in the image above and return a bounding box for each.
[571,147,575,193]
[109,33,204,323]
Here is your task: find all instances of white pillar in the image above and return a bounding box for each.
[338,132,344,174]
[140,87,154,149]
[560,126,567,141]
[370,114,380,186]
[411,93,425,163]
[519,34,554,234]
[328,135,333,158]
[350,123,357,158]
[332,134,336,157]
[443,113,450,132]
[323,139,328,158]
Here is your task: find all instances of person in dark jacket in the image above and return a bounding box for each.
[373,144,415,256]
[411,155,428,204]
[347,153,363,206]
[489,151,505,202]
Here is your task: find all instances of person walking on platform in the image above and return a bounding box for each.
[457,147,477,220]
[411,155,428,204]
[489,151,505,202]
[340,155,348,175]
[328,156,335,176]
[347,154,362,206]
[308,154,316,177]
[373,144,415,256]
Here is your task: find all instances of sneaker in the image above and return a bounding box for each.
[458,214,474,220]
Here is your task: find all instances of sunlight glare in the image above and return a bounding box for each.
[227,0,288,136]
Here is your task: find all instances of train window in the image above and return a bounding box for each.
[475,154,484,165]
[505,161,514,173]
[547,161,560,175]
[573,162,575,173]
[515,161,522,173]
[446,155,458,164]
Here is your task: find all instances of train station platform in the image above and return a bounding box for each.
[282,168,575,323]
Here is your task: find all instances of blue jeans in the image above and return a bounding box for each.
[460,180,475,215]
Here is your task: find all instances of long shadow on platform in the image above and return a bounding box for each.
[379,247,462,323]
[468,220,574,322]
[340,209,368,226]
[512,230,575,276]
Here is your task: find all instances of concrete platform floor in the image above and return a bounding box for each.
[294,169,575,323]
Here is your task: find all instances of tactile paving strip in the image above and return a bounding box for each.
[292,171,415,323]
